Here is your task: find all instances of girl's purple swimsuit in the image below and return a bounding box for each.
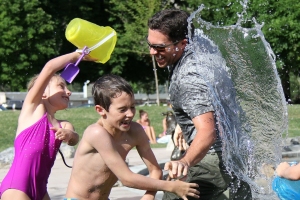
[0,113,62,200]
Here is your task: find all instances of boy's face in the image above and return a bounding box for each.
[100,92,136,132]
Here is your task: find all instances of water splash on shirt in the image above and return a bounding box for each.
[187,5,288,199]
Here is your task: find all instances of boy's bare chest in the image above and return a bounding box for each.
[111,131,136,160]
[115,142,132,160]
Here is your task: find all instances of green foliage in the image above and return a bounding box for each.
[0,0,300,102]
[246,0,300,100]
[289,73,300,103]
[40,0,110,86]
[0,0,57,91]
[170,0,300,101]
[184,0,242,26]
[105,0,169,85]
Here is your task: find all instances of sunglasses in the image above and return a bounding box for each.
[146,40,179,52]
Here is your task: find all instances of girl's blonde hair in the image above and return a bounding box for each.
[27,74,62,91]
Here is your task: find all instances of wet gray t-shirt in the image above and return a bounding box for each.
[169,50,222,152]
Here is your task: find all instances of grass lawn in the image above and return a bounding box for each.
[0,105,169,152]
[0,104,299,152]
[285,104,300,137]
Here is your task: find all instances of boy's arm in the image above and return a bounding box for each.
[136,128,162,199]
[88,124,199,199]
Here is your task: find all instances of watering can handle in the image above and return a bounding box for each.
[75,47,90,54]
[74,46,89,66]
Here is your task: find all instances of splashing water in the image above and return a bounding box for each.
[187,5,288,199]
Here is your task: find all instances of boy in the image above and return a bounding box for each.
[65,74,199,200]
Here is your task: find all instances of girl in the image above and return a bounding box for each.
[136,109,157,144]
[0,52,93,200]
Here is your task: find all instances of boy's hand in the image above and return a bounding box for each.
[172,180,199,199]
[140,194,155,200]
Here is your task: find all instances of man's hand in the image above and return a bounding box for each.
[173,124,188,151]
[164,160,189,179]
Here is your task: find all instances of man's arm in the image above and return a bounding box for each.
[165,112,216,179]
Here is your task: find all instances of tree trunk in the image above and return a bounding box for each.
[152,55,160,106]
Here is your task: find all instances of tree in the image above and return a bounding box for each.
[41,0,111,85]
[168,0,300,101]
[247,0,300,101]
[105,0,170,90]
[0,0,57,91]
[2,0,299,102]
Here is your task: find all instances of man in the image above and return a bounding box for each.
[147,9,252,200]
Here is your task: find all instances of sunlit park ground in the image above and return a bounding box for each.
[0,104,299,152]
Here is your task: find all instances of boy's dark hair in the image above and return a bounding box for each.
[92,74,134,111]
[148,9,192,42]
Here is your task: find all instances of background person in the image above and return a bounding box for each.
[159,101,173,138]
[136,109,157,144]
[160,117,168,137]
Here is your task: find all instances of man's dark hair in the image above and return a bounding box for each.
[148,9,192,42]
[92,74,134,111]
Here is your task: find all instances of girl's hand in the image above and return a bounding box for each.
[55,121,79,146]
[82,54,98,62]
[51,127,73,142]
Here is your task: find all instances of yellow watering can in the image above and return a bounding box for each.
[61,18,117,83]
[65,18,117,63]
